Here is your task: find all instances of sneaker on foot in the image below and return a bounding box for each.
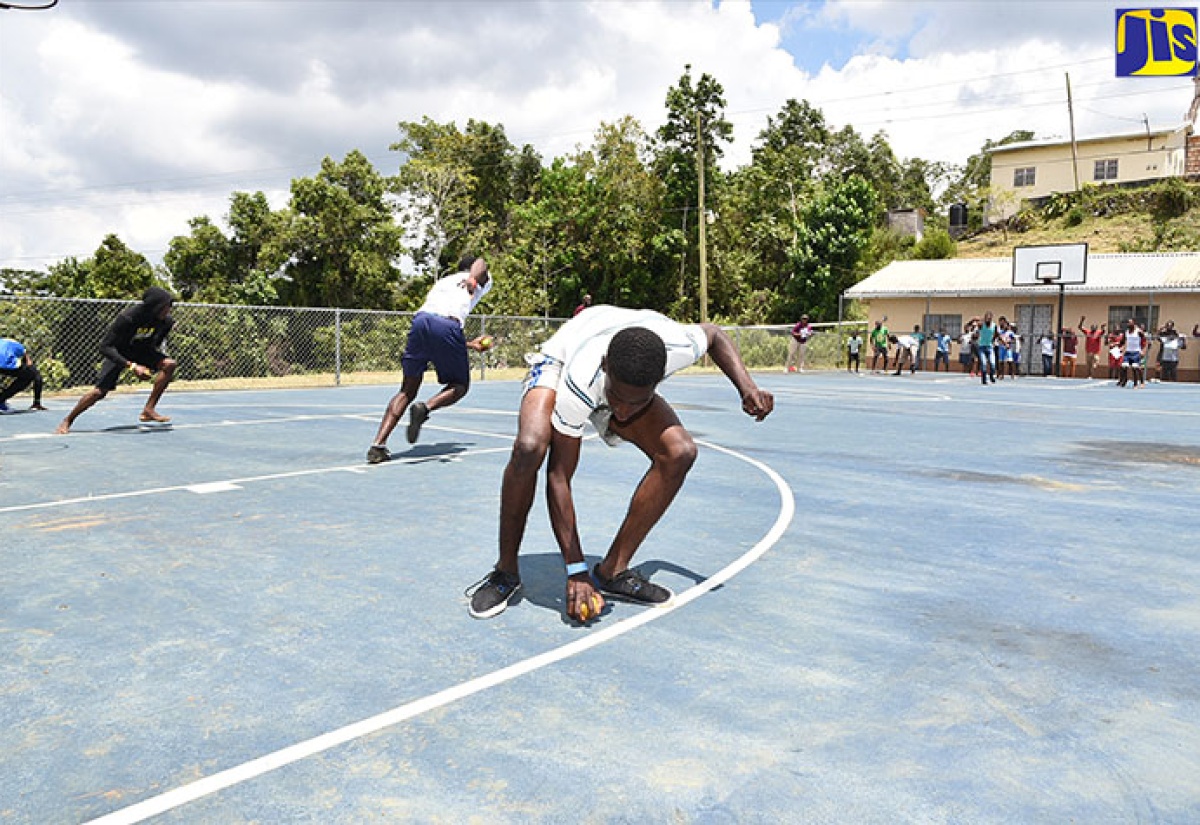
[0,401,9,413]
[592,564,674,607]
[366,444,390,464]
[466,569,522,619]
[30,403,47,412]
[406,402,429,444]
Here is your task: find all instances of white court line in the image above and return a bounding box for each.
[85,440,794,825]
[0,444,513,515]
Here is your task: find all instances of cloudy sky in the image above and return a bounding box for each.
[0,0,1191,272]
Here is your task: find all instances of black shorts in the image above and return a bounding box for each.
[96,348,166,392]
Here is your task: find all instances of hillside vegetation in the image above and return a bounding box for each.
[954,179,1200,259]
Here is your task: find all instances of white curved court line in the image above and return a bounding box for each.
[85,439,795,825]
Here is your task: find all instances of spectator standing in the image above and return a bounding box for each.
[1010,324,1023,377]
[785,314,813,373]
[1107,328,1125,380]
[1039,332,1056,376]
[1119,318,1147,388]
[869,319,889,373]
[573,294,593,316]
[959,321,977,375]
[847,330,863,373]
[933,330,952,371]
[1079,317,1105,378]
[1157,322,1185,382]
[1059,327,1079,378]
[996,317,1015,380]
[975,312,998,384]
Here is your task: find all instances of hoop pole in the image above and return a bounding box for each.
[1054,284,1066,377]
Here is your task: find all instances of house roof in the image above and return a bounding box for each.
[987,126,1184,154]
[844,253,1200,299]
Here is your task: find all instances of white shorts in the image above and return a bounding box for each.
[522,353,563,395]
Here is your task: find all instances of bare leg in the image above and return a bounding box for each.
[426,382,467,413]
[371,373,423,446]
[57,387,107,434]
[141,358,176,421]
[496,388,556,576]
[596,396,697,578]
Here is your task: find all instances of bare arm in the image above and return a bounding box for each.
[544,429,604,620]
[545,429,584,565]
[700,323,774,421]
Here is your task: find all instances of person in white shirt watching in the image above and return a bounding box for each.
[366,256,493,462]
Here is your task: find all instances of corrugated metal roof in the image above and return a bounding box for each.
[987,126,1182,154]
[844,252,1200,299]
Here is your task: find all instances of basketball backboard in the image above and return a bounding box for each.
[1012,243,1088,287]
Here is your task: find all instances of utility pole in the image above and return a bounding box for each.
[696,110,708,325]
[1066,72,1080,192]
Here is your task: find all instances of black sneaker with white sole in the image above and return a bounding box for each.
[466,569,523,619]
[592,564,674,607]
[406,402,429,444]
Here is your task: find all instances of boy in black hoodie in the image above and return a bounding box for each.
[56,287,178,434]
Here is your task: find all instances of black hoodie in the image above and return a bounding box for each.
[99,287,176,366]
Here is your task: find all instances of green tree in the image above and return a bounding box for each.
[655,66,733,318]
[391,117,541,276]
[785,176,877,322]
[277,150,405,309]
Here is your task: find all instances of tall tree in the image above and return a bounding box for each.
[654,66,733,318]
[391,117,541,277]
[278,150,404,309]
[785,176,878,322]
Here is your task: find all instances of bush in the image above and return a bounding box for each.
[912,229,957,260]
[1152,178,1192,222]
[1063,206,1086,228]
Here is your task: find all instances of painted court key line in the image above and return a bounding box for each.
[85,439,795,824]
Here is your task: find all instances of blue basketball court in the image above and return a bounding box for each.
[2,370,1198,823]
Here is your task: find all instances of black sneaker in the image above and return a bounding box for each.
[366,445,390,464]
[592,564,674,607]
[466,569,522,619]
[406,402,429,444]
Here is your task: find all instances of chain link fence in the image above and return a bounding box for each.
[2,295,866,395]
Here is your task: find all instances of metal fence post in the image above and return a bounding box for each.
[334,307,342,386]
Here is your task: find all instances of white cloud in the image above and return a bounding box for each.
[1,0,1194,272]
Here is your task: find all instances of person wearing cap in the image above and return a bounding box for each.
[785,314,813,373]
[0,337,46,412]
[56,287,177,434]
[365,256,494,462]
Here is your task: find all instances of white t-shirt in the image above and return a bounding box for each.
[896,334,919,353]
[537,306,708,442]
[418,272,493,325]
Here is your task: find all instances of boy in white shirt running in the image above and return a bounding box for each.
[366,256,493,462]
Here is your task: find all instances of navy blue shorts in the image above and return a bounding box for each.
[401,312,469,386]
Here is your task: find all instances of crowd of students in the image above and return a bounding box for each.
[848,315,1196,386]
